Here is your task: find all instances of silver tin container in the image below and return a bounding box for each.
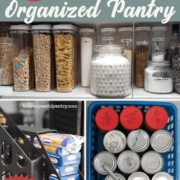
[105,173,126,180]
[93,151,117,175]
[151,130,174,153]
[141,151,164,174]
[152,172,173,180]
[103,130,127,154]
[128,172,150,180]
[117,150,140,174]
[127,129,150,152]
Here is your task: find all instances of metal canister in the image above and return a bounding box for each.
[151,130,174,153]
[93,151,117,175]
[152,172,173,180]
[117,150,140,174]
[128,172,150,180]
[103,130,126,154]
[127,129,150,152]
[105,173,126,180]
[141,151,164,174]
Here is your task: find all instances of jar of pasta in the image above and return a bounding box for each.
[52,24,78,92]
[31,24,55,92]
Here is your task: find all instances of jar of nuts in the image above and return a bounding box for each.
[52,24,78,92]
[10,24,35,91]
[0,24,14,85]
[31,24,55,92]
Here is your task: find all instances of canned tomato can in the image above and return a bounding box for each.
[152,172,173,180]
[103,130,126,154]
[105,173,126,180]
[95,107,119,133]
[127,129,150,153]
[151,130,174,153]
[93,151,117,175]
[117,150,140,174]
[141,151,164,174]
[128,172,150,180]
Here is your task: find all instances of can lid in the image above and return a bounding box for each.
[145,106,168,130]
[151,130,174,153]
[105,173,126,180]
[120,106,143,130]
[117,150,140,174]
[93,151,117,175]
[101,28,117,33]
[128,172,150,180]
[152,26,167,31]
[95,107,119,132]
[135,27,150,31]
[118,27,133,32]
[141,151,164,174]
[52,24,78,32]
[103,130,126,154]
[10,24,31,30]
[79,28,95,34]
[127,129,150,152]
[31,24,52,30]
[152,172,173,180]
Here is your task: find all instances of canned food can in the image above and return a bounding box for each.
[151,130,174,153]
[103,130,126,154]
[93,151,117,175]
[152,172,173,180]
[141,151,164,174]
[127,129,150,152]
[128,172,150,180]
[117,150,140,174]
[105,173,126,180]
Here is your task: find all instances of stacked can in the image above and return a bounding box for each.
[93,106,174,180]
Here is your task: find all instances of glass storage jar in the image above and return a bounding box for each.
[52,24,78,92]
[31,24,55,92]
[0,24,14,85]
[10,24,35,91]
[135,27,150,88]
[144,61,173,93]
[90,45,131,97]
[101,28,117,45]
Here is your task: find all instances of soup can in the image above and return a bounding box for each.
[105,173,126,180]
[152,172,173,180]
[128,172,150,180]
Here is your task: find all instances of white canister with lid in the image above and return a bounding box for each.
[101,28,117,45]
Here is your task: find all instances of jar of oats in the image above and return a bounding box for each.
[52,24,78,92]
[0,24,14,85]
[10,24,35,91]
[31,24,55,92]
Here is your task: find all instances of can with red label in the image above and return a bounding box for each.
[95,107,119,133]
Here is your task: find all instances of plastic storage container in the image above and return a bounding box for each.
[52,24,78,92]
[101,28,117,45]
[135,27,150,88]
[88,101,178,180]
[31,24,55,92]
[10,24,35,91]
[90,45,131,97]
[79,28,95,87]
[144,61,173,93]
[152,26,167,62]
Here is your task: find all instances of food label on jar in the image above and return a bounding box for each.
[152,38,166,41]
[102,37,114,41]
[121,39,132,42]
[0,43,12,46]
[137,41,149,45]
[154,78,172,81]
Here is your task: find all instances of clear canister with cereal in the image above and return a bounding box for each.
[31,24,55,92]
[10,24,35,91]
[0,24,14,85]
[52,24,78,92]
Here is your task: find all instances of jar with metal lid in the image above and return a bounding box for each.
[128,172,150,180]
[127,129,150,153]
[101,28,117,45]
[105,173,126,180]
[103,130,126,154]
[90,45,131,97]
[31,24,55,92]
[0,24,14,85]
[52,24,78,92]
[10,24,35,91]
[117,150,140,174]
[152,172,173,180]
[93,151,117,175]
[141,151,164,174]
[144,61,173,93]
[151,130,174,153]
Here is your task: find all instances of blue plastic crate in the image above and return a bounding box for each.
[87,101,178,180]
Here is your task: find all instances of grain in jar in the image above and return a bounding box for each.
[31,24,55,92]
[52,24,78,92]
